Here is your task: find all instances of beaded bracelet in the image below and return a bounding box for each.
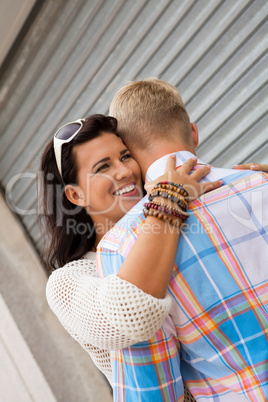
[144,207,189,222]
[144,202,190,220]
[149,189,188,210]
[143,208,182,227]
[152,185,188,200]
[154,181,189,198]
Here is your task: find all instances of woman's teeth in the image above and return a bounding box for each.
[114,184,135,196]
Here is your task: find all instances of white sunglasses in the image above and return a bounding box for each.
[53,119,85,179]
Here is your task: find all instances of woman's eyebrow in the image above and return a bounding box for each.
[92,149,129,169]
[92,157,110,169]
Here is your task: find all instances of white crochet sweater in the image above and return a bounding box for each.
[46,252,171,384]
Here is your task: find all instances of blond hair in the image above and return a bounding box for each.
[109,78,191,150]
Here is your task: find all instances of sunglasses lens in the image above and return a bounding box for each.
[55,123,82,140]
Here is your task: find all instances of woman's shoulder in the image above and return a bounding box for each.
[46,252,98,304]
[81,251,96,261]
[48,252,97,282]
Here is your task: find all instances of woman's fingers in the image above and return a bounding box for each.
[254,164,268,172]
[186,179,223,201]
[233,163,268,173]
[178,157,198,175]
[146,156,224,199]
[164,154,177,172]
[201,180,224,194]
[190,164,211,182]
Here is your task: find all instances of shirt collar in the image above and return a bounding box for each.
[145,151,207,182]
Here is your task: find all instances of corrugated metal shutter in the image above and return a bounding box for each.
[0,0,267,255]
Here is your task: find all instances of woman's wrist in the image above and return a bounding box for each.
[144,215,182,234]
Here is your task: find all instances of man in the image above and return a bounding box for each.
[96,78,268,401]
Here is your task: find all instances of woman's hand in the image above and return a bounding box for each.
[233,163,268,173]
[145,156,223,201]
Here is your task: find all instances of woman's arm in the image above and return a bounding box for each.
[46,259,171,350]
[117,156,222,299]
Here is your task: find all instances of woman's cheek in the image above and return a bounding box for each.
[128,160,140,176]
[96,175,115,193]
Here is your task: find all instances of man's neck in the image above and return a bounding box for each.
[131,141,196,181]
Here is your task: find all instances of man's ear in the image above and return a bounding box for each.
[191,123,199,148]
[65,185,86,207]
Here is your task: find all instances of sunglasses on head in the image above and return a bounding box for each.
[53,119,85,179]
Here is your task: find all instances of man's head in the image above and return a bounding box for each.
[109,78,198,170]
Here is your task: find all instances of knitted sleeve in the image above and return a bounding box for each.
[46,258,171,350]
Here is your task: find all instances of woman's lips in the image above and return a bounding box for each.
[113,183,135,196]
[113,183,141,198]
[121,186,140,197]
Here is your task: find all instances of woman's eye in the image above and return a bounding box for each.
[94,164,109,174]
[121,153,131,162]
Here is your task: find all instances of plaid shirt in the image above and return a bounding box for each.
[96,151,268,402]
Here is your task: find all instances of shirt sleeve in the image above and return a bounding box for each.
[111,318,184,401]
[46,258,171,351]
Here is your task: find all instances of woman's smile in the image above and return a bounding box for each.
[113,182,138,196]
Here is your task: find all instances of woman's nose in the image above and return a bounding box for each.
[114,161,132,181]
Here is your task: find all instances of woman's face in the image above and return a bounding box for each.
[74,132,143,228]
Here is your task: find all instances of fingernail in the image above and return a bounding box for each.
[207,164,211,169]
[250,165,258,170]
[233,165,238,168]
[171,154,176,158]
[191,156,197,161]
[219,180,224,185]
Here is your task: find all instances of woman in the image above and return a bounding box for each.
[40,114,222,391]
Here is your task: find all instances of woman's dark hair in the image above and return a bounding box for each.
[39,114,118,271]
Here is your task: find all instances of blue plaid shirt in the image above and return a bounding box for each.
[97,152,268,401]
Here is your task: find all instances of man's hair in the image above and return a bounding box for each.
[109,78,192,150]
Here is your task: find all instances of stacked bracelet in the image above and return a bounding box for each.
[149,182,189,210]
[144,181,190,226]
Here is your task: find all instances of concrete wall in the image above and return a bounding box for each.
[0,0,36,67]
[0,193,112,402]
